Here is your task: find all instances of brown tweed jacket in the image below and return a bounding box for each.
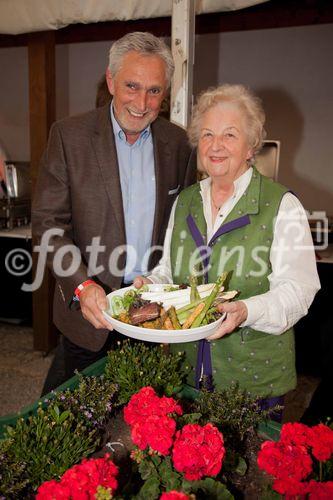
[32,104,196,351]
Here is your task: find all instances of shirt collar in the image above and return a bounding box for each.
[200,166,253,198]
[110,103,151,146]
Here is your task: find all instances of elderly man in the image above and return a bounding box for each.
[32,32,196,392]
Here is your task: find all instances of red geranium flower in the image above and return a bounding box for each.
[36,454,118,499]
[124,387,182,427]
[280,422,312,448]
[158,395,183,417]
[172,423,225,481]
[36,479,71,499]
[272,477,309,496]
[160,491,190,499]
[307,424,333,462]
[307,479,333,499]
[257,440,312,482]
[131,414,176,455]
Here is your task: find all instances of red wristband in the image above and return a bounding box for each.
[74,280,95,298]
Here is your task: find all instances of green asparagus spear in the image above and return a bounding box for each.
[176,298,203,315]
[189,275,200,302]
[168,306,182,329]
[191,272,228,328]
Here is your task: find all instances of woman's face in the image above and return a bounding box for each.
[198,103,253,183]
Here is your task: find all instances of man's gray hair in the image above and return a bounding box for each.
[108,32,174,88]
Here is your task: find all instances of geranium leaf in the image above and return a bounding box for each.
[158,457,182,491]
[136,476,160,500]
[186,478,234,499]
[151,454,162,467]
[235,456,247,476]
[138,460,158,481]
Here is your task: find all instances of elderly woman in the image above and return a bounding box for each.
[134,84,320,414]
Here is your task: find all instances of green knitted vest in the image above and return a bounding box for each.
[170,168,296,397]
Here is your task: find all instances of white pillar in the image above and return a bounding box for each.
[170,0,195,129]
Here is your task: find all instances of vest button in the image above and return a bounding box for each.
[252,198,256,203]
[213,369,217,374]
[238,210,243,214]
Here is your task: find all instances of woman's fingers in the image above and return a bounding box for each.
[207,301,248,340]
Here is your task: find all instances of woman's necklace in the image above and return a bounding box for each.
[211,194,222,212]
[211,185,234,213]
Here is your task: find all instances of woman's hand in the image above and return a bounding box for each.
[207,300,248,340]
[133,276,153,289]
[79,283,113,330]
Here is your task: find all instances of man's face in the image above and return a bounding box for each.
[106,51,167,144]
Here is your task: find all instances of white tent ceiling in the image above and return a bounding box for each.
[0,0,268,35]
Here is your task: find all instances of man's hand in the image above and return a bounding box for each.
[79,283,112,330]
[207,300,248,340]
[133,276,153,289]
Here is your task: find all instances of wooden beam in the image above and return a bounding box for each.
[28,31,58,353]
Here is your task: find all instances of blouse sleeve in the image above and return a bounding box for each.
[241,192,321,334]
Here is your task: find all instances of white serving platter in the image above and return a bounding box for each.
[103,285,226,344]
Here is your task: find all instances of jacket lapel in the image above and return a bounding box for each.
[151,118,172,246]
[91,105,126,242]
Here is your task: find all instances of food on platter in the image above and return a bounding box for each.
[107,273,238,331]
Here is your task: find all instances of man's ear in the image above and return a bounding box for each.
[105,68,114,95]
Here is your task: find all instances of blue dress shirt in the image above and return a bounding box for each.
[110,105,156,283]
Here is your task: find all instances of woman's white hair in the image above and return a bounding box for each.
[188,84,266,157]
[108,32,174,89]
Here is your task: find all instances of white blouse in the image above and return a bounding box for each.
[148,168,321,335]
